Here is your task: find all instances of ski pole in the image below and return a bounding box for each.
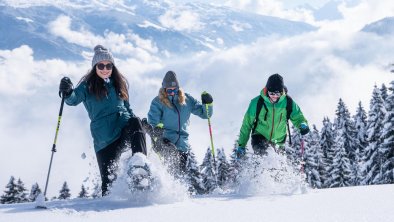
[205,103,215,159]
[43,93,66,199]
[300,136,305,173]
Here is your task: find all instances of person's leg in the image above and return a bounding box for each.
[95,139,122,196]
[251,134,269,156]
[122,116,147,155]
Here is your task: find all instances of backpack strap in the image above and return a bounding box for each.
[252,96,267,134]
[286,95,293,145]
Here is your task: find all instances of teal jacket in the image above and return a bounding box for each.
[147,93,213,152]
[65,79,133,152]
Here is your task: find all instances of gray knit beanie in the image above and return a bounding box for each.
[92,45,115,67]
[162,71,180,88]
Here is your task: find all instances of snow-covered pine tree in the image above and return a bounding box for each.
[0,176,18,204]
[320,117,335,188]
[185,150,205,195]
[78,184,89,199]
[286,125,302,166]
[200,147,217,193]
[361,86,386,185]
[227,140,244,186]
[333,99,357,185]
[380,83,388,102]
[353,102,368,185]
[90,183,101,199]
[58,181,71,200]
[216,148,231,189]
[304,125,322,188]
[15,178,29,203]
[29,183,42,202]
[328,129,354,188]
[380,80,394,184]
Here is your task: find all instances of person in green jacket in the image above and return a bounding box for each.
[236,73,310,158]
[58,45,148,196]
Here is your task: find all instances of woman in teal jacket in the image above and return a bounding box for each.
[147,71,213,176]
[59,45,147,196]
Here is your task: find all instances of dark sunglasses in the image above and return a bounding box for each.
[166,88,179,94]
[268,91,282,96]
[97,63,113,70]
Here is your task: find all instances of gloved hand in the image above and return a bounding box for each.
[201,91,213,104]
[235,146,246,159]
[300,122,310,135]
[59,77,73,98]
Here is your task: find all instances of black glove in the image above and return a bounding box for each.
[300,123,310,135]
[59,77,73,98]
[201,92,213,104]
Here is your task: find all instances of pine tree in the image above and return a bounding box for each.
[287,125,302,166]
[15,178,28,203]
[320,117,335,188]
[0,176,18,204]
[361,86,386,185]
[333,99,357,185]
[78,184,89,198]
[58,182,71,200]
[184,151,205,195]
[227,140,244,186]
[380,80,394,184]
[216,148,231,189]
[304,125,322,188]
[90,183,101,199]
[200,147,217,193]
[29,183,42,202]
[353,102,368,185]
[328,130,354,187]
[380,83,388,102]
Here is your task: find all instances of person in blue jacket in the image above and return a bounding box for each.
[146,71,213,177]
[58,45,148,196]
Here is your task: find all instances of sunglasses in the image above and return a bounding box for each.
[166,88,179,94]
[268,91,282,97]
[97,63,113,70]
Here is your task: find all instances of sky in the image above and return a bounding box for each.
[0,0,394,198]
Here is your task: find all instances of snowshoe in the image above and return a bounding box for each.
[126,153,154,191]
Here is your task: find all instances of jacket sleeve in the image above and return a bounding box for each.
[124,100,135,117]
[289,100,308,129]
[148,97,163,127]
[238,100,255,148]
[65,82,87,106]
[189,94,213,119]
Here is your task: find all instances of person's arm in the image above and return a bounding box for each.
[238,100,256,147]
[289,100,309,135]
[147,97,163,127]
[190,93,213,119]
[65,81,87,106]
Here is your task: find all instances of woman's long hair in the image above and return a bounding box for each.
[78,65,129,100]
[159,88,186,108]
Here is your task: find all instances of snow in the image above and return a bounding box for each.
[1,184,393,222]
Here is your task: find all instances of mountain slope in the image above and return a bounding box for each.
[0,0,316,60]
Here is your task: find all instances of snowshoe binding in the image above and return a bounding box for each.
[126,153,154,192]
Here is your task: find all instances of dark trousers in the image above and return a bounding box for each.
[141,120,188,178]
[251,134,270,156]
[95,117,146,196]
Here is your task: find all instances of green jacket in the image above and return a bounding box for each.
[65,79,133,152]
[238,89,308,147]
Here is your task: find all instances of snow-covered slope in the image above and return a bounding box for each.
[361,17,394,36]
[0,0,316,59]
[1,184,393,222]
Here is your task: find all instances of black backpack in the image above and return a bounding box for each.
[252,94,294,145]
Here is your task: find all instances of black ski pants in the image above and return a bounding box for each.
[95,116,147,196]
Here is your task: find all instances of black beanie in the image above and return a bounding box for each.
[266,73,284,92]
[162,71,179,88]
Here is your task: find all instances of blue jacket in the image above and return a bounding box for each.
[147,93,213,152]
[65,79,133,152]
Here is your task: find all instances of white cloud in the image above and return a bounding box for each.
[158,7,204,32]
